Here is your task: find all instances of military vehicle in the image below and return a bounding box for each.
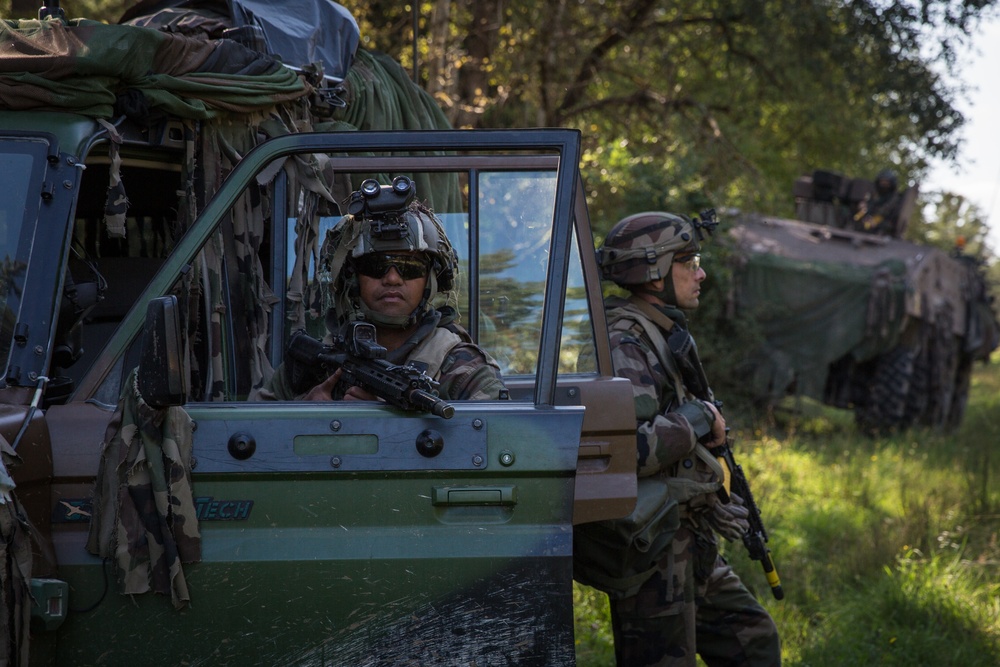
[726,169,999,432]
[0,2,637,664]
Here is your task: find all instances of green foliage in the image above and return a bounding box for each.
[352,0,997,232]
[910,190,994,258]
[576,359,1000,666]
[574,583,615,664]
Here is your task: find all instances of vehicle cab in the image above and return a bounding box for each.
[2,125,636,665]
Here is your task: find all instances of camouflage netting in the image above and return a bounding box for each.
[0,436,30,667]
[732,250,907,400]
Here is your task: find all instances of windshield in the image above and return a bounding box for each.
[76,131,594,405]
[285,167,593,384]
[0,147,42,366]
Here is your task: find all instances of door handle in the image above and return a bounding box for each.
[431,485,517,506]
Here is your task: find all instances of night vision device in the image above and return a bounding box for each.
[347,176,417,240]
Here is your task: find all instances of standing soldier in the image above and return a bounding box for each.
[591,211,781,666]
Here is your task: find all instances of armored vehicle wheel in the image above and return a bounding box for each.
[945,358,974,431]
[855,346,918,434]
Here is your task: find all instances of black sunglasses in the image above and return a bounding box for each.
[353,253,432,281]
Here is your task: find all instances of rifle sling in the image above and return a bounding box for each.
[622,296,723,481]
[627,296,712,401]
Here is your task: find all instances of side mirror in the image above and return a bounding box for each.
[137,296,187,408]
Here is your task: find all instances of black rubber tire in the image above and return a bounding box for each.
[945,358,974,431]
[855,346,917,434]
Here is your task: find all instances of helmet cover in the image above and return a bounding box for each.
[596,212,699,286]
[318,183,459,330]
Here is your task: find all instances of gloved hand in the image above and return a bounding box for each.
[707,492,750,542]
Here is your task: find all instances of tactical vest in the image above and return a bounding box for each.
[573,297,721,598]
[407,326,465,379]
[608,297,724,487]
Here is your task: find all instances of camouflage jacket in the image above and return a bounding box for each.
[606,295,718,479]
[262,316,506,402]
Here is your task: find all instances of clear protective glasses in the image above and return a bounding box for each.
[672,253,701,273]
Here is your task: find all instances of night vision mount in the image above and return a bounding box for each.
[692,208,719,242]
[347,176,417,240]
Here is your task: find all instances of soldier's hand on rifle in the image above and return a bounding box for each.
[704,400,727,447]
[302,368,381,402]
[341,376,379,401]
[303,371,339,401]
[708,492,750,542]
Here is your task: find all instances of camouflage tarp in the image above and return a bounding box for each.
[0,17,309,118]
[727,212,1000,407]
[86,369,201,609]
[732,249,907,400]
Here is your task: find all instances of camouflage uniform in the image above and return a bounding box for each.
[87,368,201,610]
[595,212,780,666]
[261,178,506,403]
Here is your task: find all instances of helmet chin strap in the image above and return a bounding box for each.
[634,265,677,306]
[356,272,439,329]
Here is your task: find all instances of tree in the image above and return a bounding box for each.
[351,0,995,236]
[911,190,993,259]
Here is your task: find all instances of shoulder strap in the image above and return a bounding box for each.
[629,296,713,401]
[628,295,678,333]
[408,327,465,378]
[608,298,686,402]
[613,298,724,481]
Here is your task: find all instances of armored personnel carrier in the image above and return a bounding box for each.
[727,169,998,432]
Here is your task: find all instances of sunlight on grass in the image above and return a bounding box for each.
[574,582,614,666]
[576,361,1000,666]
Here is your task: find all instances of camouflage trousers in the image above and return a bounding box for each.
[609,525,781,667]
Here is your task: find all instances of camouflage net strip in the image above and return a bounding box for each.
[87,369,201,610]
[0,435,30,666]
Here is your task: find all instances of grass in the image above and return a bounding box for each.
[575,357,1000,666]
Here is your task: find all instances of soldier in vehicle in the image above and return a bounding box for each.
[594,212,781,666]
[259,177,506,402]
[853,168,903,236]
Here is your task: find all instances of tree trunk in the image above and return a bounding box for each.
[455,0,500,128]
[426,0,452,98]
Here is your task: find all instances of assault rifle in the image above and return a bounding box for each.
[285,323,455,419]
[709,431,784,600]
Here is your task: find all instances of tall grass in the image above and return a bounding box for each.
[575,358,1000,666]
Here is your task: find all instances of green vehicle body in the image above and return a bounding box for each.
[727,170,999,431]
[0,7,636,665]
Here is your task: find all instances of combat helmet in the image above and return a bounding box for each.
[596,211,703,286]
[319,176,459,330]
[875,169,898,196]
